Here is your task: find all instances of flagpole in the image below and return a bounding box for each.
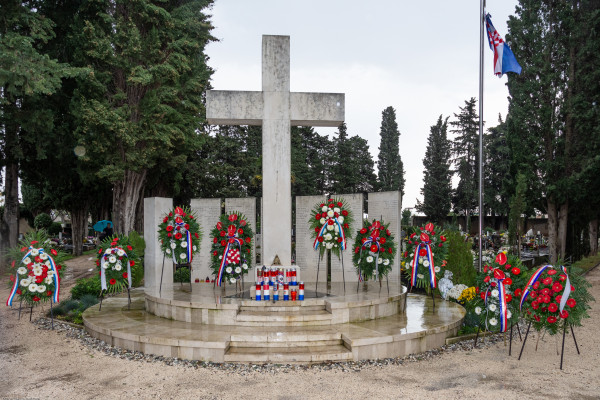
[478,0,485,273]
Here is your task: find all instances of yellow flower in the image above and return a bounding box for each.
[458,287,476,303]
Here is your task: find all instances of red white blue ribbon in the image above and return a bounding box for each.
[484,272,508,332]
[7,247,60,306]
[519,264,551,310]
[313,217,346,251]
[186,231,193,263]
[411,243,436,288]
[558,265,572,313]
[358,234,381,280]
[217,237,244,287]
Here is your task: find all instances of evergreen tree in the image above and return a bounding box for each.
[417,115,452,225]
[376,106,405,195]
[484,115,511,219]
[74,0,216,234]
[450,98,479,233]
[331,123,376,194]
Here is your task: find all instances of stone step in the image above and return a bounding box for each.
[224,344,353,363]
[238,304,326,312]
[235,309,333,326]
[229,339,343,348]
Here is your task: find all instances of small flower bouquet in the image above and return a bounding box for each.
[96,235,141,295]
[402,222,448,289]
[6,231,66,307]
[352,219,396,281]
[309,197,354,258]
[467,252,527,332]
[519,263,593,335]
[158,206,201,264]
[210,212,254,286]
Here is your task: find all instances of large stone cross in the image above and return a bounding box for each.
[207,35,345,267]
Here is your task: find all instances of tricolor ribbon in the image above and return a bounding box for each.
[7,247,60,306]
[357,222,383,280]
[186,231,193,263]
[519,264,551,310]
[217,229,244,287]
[410,242,436,288]
[313,217,347,251]
[484,270,508,332]
[100,247,131,291]
[558,265,572,313]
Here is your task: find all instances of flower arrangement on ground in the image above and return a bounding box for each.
[6,231,66,307]
[352,219,396,281]
[467,252,527,332]
[309,197,353,258]
[210,211,254,286]
[158,206,201,265]
[402,222,448,289]
[519,263,593,335]
[96,235,141,295]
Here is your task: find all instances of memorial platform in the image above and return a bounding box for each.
[83,283,465,364]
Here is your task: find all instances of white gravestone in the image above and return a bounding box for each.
[144,197,173,290]
[330,193,364,282]
[367,191,402,283]
[190,198,221,282]
[294,195,326,282]
[207,35,344,267]
[225,197,257,270]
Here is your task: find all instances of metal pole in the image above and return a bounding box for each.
[478,0,486,272]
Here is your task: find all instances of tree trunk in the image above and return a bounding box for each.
[112,169,147,235]
[557,202,568,260]
[547,199,558,264]
[1,163,20,252]
[70,206,89,257]
[589,219,598,256]
[134,192,144,234]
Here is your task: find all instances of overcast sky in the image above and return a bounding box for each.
[205,0,520,211]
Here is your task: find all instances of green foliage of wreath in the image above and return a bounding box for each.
[308,197,354,258]
[158,205,202,264]
[352,219,397,281]
[402,222,448,289]
[95,235,142,295]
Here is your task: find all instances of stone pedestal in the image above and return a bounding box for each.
[190,198,221,282]
[144,197,173,289]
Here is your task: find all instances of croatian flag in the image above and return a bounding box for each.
[485,13,522,76]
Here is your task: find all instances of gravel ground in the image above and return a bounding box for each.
[1,256,599,400]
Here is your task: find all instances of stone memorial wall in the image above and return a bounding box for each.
[225,197,257,270]
[143,197,173,289]
[329,193,364,283]
[190,198,221,282]
[294,195,326,282]
[367,191,402,283]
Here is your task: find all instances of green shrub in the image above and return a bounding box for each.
[128,230,146,253]
[445,230,477,287]
[51,295,99,325]
[48,222,63,236]
[71,276,101,300]
[174,266,191,283]
[33,213,53,230]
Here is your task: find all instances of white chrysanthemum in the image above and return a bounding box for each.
[423,260,430,267]
[170,242,177,249]
[45,261,51,267]
[326,224,334,231]
[324,233,332,241]
[489,318,498,326]
[333,207,340,213]
[488,304,497,312]
[115,264,122,271]
[108,255,116,263]
[327,210,334,218]
[325,243,334,250]
[383,259,390,266]
[507,310,512,319]
[338,216,344,223]
[17,267,27,275]
[366,256,374,263]
[378,258,383,264]
[475,306,482,315]
[37,285,46,293]
[235,266,242,274]
[219,255,222,259]
[28,283,38,292]
[166,249,171,254]
[242,263,248,270]
[45,277,53,285]
[230,277,236,283]
[23,258,31,265]
[104,249,112,255]
[491,289,499,298]
[30,249,39,256]
[192,246,197,251]
[117,249,125,256]
[321,206,328,212]
[334,225,339,233]
[417,273,424,279]
[47,270,54,277]
[320,218,326,225]
[226,266,232,273]
[39,253,48,260]
[102,262,109,269]
[179,253,186,259]
[434,266,441,272]
[180,241,188,248]
[33,267,43,276]
[20,279,31,287]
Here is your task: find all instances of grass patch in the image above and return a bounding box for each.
[62,248,98,262]
[51,294,99,325]
[571,253,600,274]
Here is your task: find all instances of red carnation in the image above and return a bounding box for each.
[129,260,135,266]
[388,248,393,254]
[166,225,174,232]
[530,291,538,299]
[21,247,27,252]
[534,315,540,322]
[548,303,558,313]
[338,238,343,243]
[337,201,343,207]
[213,237,218,244]
[245,237,251,243]
[122,272,128,279]
[559,274,567,281]
[380,238,387,244]
[238,228,244,236]
[370,244,378,252]
[533,282,540,290]
[403,251,408,258]
[213,251,218,256]
[50,249,58,256]
[567,298,576,308]
[344,223,349,229]
[33,296,40,302]
[240,220,246,226]
[334,212,339,218]
[484,276,490,283]
[559,310,569,319]
[328,198,334,203]
[328,220,334,226]
[504,277,512,286]
[480,292,486,300]
[318,237,324,242]
[440,235,447,242]
[98,248,103,254]
[360,228,367,234]
[189,215,194,219]
[315,227,320,233]
[184,224,190,230]
[47,290,52,296]
[532,301,540,310]
[220,231,226,237]
[542,277,552,285]
[505,294,512,303]
[109,279,116,285]
[57,265,62,270]
[547,269,557,276]
[315,214,321,220]
[511,267,521,275]
[552,282,563,293]
[490,281,497,287]
[16,289,22,295]
[419,249,427,256]
[174,232,183,240]
[547,316,557,324]
[127,245,133,251]
[361,238,367,243]
[221,240,227,247]
[194,232,199,239]
[320,203,325,207]
[355,247,360,254]
[328,203,334,208]
[163,217,168,223]
[342,210,348,217]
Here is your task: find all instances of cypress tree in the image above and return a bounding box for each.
[376,106,405,195]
